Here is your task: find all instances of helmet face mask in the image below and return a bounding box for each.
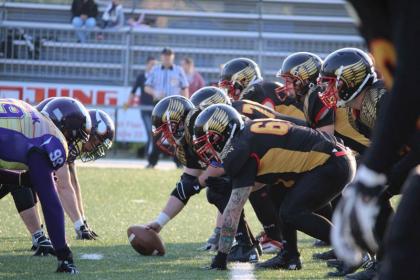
[80,135,112,162]
[218,79,243,101]
[152,121,180,156]
[193,131,224,166]
[151,96,194,156]
[317,76,342,108]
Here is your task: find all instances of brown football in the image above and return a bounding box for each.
[127,225,165,256]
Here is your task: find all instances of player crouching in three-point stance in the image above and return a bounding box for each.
[0,97,92,274]
[193,104,356,270]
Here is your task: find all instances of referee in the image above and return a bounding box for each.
[144,47,189,168]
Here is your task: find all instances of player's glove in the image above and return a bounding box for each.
[206,252,227,270]
[331,165,387,266]
[56,246,79,274]
[205,176,232,194]
[76,224,97,240]
[32,231,56,256]
[84,220,99,238]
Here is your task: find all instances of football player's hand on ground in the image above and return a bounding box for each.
[144,221,162,233]
[331,165,387,266]
[76,224,97,240]
[84,220,99,238]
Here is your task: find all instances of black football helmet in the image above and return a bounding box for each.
[276,52,322,101]
[151,96,194,156]
[80,109,115,162]
[190,86,232,110]
[318,48,376,108]
[193,104,244,166]
[42,97,92,158]
[219,58,262,101]
[35,97,55,112]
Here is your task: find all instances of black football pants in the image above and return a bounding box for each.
[279,153,355,256]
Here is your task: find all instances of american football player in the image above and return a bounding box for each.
[318,47,419,279]
[0,97,92,273]
[146,92,263,263]
[35,99,115,240]
[326,1,420,279]
[219,57,305,120]
[193,104,355,271]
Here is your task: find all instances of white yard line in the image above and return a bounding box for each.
[77,159,178,170]
[80,253,104,260]
[230,263,257,280]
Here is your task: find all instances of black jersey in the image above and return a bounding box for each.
[242,81,305,120]
[232,99,307,126]
[223,119,343,189]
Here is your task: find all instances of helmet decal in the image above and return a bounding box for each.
[163,98,184,123]
[95,110,107,135]
[204,107,229,134]
[290,57,319,81]
[231,65,256,87]
[52,108,63,121]
[335,59,367,88]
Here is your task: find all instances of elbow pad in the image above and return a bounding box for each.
[170,173,202,205]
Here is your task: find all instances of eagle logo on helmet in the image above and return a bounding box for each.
[163,98,184,123]
[199,94,227,109]
[290,58,318,81]
[335,60,367,87]
[231,66,256,87]
[204,107,229,134]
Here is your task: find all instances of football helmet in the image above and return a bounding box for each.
[318,48,376,108]
[42,97,92,158]
[190,86,232,110]
[276,52,322,101]
[151,96,194,156]
[193,104,244,166]
[35,97,55,112]
[219,58,262,100]
[80,109,115,162]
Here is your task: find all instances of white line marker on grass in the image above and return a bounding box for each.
[131,199,146,204]
[230,263,256,280]
[80,253,104,260]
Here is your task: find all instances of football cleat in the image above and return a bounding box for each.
[258,232,283,254]
[227,242,260,263]
[344,260,379,280]
[198,227,220,251]
[56,260,79,274]
[312,249,336,260]
[327,254,372,277]
[32,231,56,256]
[256,250,302,270]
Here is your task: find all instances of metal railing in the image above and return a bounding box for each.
[0,20,364,86]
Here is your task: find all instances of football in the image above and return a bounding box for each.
[127,225,165,256]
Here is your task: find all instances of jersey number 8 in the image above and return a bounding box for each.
[250,120,289,136]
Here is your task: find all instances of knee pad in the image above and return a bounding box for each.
[11,186,35,212]
[206,188,230,213]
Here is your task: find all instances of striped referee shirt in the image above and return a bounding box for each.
[145,64,189,100]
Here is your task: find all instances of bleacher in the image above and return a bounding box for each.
[0,0,364,86]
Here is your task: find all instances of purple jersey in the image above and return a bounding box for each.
[0,99,68,170]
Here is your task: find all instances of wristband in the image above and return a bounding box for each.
[155,212,170,227]
[356,165,387,188]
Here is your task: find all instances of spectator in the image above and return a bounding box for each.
[71,0,98,43]
[181,57,205,97]
[101,0,125,29]
[125,56,157,160]
[128,13,153,29]
[144,47,189,168]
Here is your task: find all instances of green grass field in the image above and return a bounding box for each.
[0,167,345,280]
